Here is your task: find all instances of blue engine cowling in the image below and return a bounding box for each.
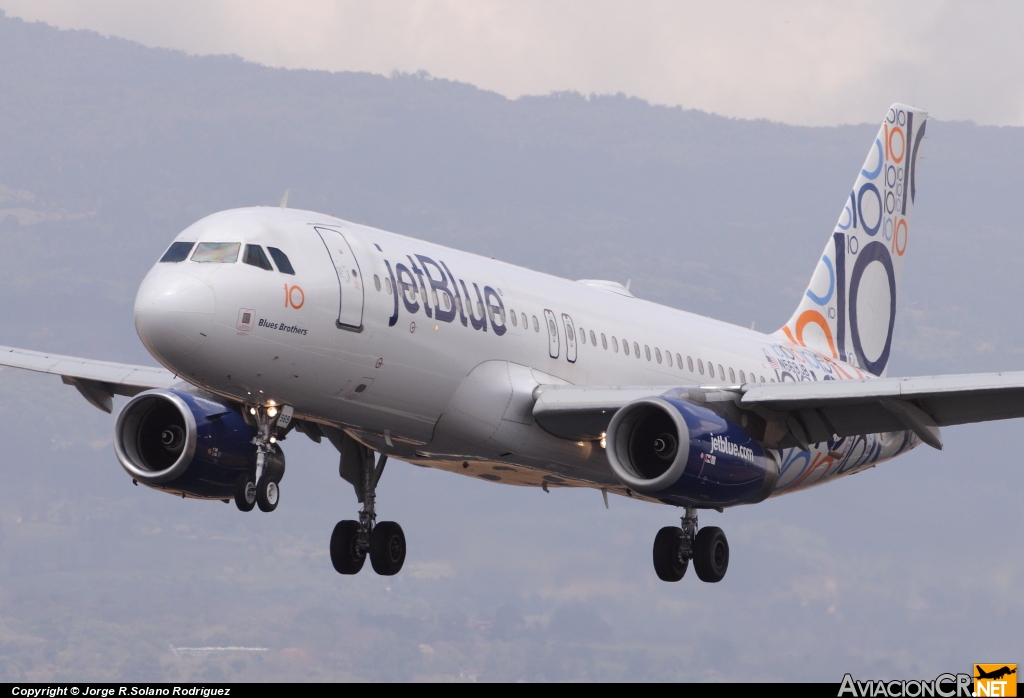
[114,388,272,499]
[605,397,778,508]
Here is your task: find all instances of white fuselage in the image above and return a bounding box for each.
[133,207,919,504]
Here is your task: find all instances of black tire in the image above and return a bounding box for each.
[369,521,406,576]
[653,526,688,582]
[693,526,729,583]
[256,477,279,512]
[234,473,256,512]
[330,520,365,575]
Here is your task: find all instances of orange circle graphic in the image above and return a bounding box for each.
[893,218,908,256]
[888,127,905,163]
[289,285,305,309]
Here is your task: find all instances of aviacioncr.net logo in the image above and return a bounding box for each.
[838,673,973,697]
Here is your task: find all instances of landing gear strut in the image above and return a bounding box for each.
[330,442,406,577]
[235,403,289,513]
[652,507,729,583]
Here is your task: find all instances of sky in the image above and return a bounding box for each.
[4,0,1024,126]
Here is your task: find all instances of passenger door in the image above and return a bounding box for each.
[314,226,365,331]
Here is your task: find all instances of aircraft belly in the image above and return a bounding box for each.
[426,360,617,481]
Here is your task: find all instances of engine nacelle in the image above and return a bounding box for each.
[114,388,275,499]
[606,397,778,508]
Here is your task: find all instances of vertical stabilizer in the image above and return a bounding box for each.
[776,104,927,377]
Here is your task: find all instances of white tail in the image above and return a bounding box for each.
[777,103,927,377]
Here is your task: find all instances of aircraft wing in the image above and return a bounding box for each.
[532,385,681,440]
[0,344,178,413]
[533,371,1024,450]
[740,371,1024,450]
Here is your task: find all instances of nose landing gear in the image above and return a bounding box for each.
[652,507,730,583]
[235,404,289,513]
[328,440,406,577]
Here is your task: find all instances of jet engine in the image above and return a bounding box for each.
[605,397,778,508]
[114,388,282,499]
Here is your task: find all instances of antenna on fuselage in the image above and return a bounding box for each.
[625,279,631,292]
[279,189,290,209]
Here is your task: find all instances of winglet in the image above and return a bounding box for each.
[279,189,289,209]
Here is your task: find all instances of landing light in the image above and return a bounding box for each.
[249,407,257,415]
[599,432,607,449]
[269,436,277,444]
[267,406,279,418]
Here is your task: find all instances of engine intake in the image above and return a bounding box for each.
[114,388,264,498]
[606,397,778,507]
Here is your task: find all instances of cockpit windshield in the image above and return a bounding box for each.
[191,242,240,263]
[267,247,296,275]
[159,241,195,263]
[243,244,273,270]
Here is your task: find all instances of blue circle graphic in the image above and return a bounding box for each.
[804,255,835,305]
[848,241,896,376]
[858,183,882,236]
[861,139,884,180]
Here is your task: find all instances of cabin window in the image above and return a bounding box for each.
[160,241,194,263]
[682,354,688,371]
[522,312,528,328]
[634,342,641,358]
[480,301,487,318]
[267,247,295,275]
[739,370,746,383]
[579,327,586,344]
[761,376,766,383]
[444,294,451,310]
[385,277,393,294]
[645,345,652,361]
[718,364,725,381]
[697,359,704,375]
[192,242,240,263]
[623,340,630,356]
[489,303,504,326]
[533,315,540,332]
[510,310,518,326]
[373,274,382,291]
[612,336,619,352]
[707,362,714,378]
[592,330,598,346]
[601,333,607,349]
[662,350,669,366]
[729,367,736,383]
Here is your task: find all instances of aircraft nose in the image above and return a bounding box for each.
[134,271,216,367]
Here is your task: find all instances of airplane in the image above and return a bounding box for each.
[3,103,1023,584]
[975,666,1016,681]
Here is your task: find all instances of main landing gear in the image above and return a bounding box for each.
[652,507,729,583]
[330,445,406,577]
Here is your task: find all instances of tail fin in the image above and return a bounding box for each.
[777,103,927,377]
